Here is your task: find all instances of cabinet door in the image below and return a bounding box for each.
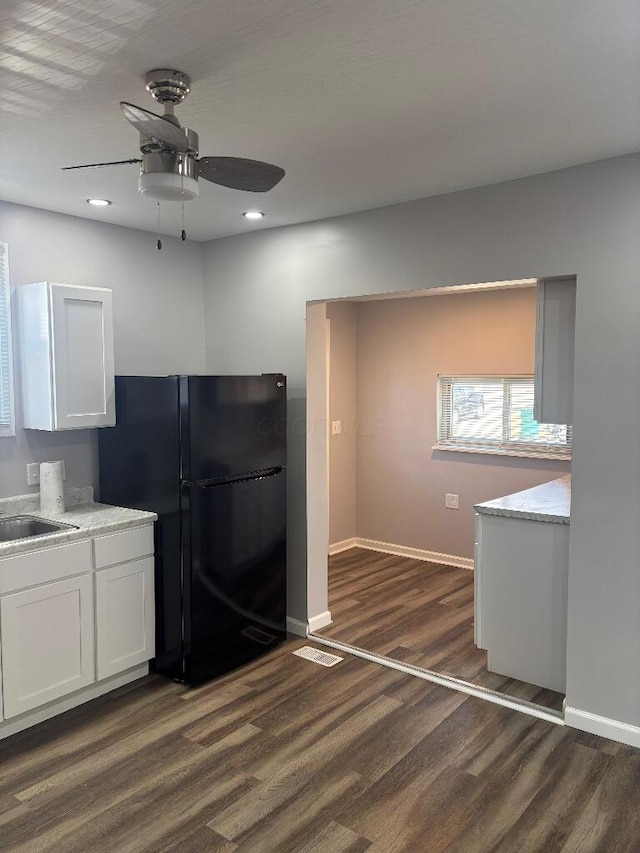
[534,278,576,426]
[50,284,115,429]
[95,557,155,680]
[0,574,95,719]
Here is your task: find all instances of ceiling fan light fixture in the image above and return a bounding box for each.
[243,210,264,220]
[138,171,199,201]
[87,198,112,206]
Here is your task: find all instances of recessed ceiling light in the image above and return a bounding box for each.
[243,210,264,220]
[86,198,112,207]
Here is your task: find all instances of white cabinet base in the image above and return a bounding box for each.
[475,512,569,694]
[0,664,148,741]
[0,523,155,736]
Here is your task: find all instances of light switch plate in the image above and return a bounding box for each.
[27,461,66,486]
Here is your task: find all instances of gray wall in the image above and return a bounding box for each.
[355,288,570,558]
[202,153,640,729]
[0,201,205,498]
[327,301,358,545]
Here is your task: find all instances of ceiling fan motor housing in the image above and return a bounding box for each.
[145,69,191,105]
[139,150,199,201]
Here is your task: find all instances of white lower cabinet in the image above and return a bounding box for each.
[474,511,569,693]
[0,522,155,735]
[0,574,95,718]
[95,556,155,679]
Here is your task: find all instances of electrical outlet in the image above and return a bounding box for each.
[332,420,342,436]
[27,461,66,486]
[445,493,459,510]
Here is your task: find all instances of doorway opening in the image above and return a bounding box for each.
[305,277,575,718]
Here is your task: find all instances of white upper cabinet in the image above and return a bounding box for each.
[534,277,576,427]
[18,282,115,430]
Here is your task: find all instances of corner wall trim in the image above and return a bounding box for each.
[286,617,309,637]
[286,612,333,637]
[564,706,640,748]
[355,538,473,570]
[328,538,358,556]
[308,611,332,632]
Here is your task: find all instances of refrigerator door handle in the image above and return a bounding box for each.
[191,467,283,488]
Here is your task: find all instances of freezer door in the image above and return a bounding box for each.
[181,375,286,483]
[186,468,287,685]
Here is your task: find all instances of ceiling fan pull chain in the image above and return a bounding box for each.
[156,202,162,250]
[181,179,187,241]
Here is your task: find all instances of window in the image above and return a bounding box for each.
[436,376,571,459]
[0,242,15,437]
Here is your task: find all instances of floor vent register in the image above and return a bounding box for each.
[293,646,344,667]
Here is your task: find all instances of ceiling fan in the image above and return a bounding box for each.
[61,69,285,202]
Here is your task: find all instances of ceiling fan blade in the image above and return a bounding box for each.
[120,102,189,153]
[60,158,142,171]
[198,157,285,192]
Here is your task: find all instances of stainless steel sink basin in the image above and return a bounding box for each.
[0,515,78,543]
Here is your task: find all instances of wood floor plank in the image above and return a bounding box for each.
[364,767,484,853]
[14,726,266,853]
[0,678,183,797]
[219,771,364,852]
[160,826,239,853]
[336,697,506,839]
[0,637,637,852]
[319,548,565,712]
[558,751,640,853]
[12,683,254,805]
[293,820,372,853]
[490,741,612,853]
[225,693,402,796]
[439,723,579,851]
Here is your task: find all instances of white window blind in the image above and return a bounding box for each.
[437,376,571,459]
[0,242,15,437]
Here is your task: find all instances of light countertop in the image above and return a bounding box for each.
[0,488,156,558]
[474,475,571,524]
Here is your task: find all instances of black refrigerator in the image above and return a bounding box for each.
[98,374,287,686]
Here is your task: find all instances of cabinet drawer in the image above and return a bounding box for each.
[0,539,92,595]
[93,525,154,569]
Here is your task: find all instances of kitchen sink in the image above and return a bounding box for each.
[0,515,78,544]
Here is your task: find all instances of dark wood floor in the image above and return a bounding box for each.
[0,638,637,852]
[317,548,565,712]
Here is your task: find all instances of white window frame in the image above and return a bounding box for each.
[0,242,15,437]
[435,375,571,460]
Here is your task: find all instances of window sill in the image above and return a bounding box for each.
[432,443,571,462]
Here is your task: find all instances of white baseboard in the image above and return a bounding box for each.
[308,610,332,632]
[328,538,358,556]
[355,538,473,570]
[565,706,640,748]
[286,617,309,637]
[287,611,333,637]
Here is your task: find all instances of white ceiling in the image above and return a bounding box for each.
[1,0,639,242]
